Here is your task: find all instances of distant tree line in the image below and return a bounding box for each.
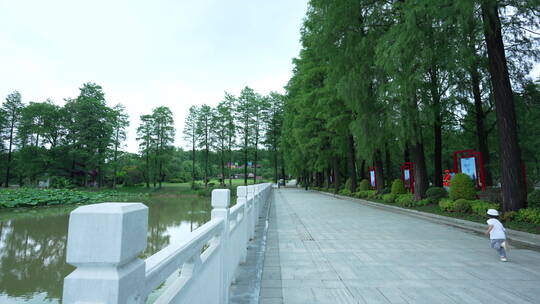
[183,87,285,188]
[0,83,176,189]
[282,0,539,211]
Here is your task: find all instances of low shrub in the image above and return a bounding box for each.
[391,179,406,195]
[470,200,499,216]
[416,199,431,207]
[515,208,540,224]
[453,199,473,213]
[364,190,376,199]
[449,173,477,201]
[50,176,76,189]
[380,187,391,195]
[396,194,415,207]
[358,179,370,191]
[500,211,517,223]
[382,193,396,203]
[168,178,185,183]
[438,198,454,212]
[425,187,447,204]
[477,187,502,205]
[354,190,377,198]
[197,189,212,197]
[527,190,540,209]
[344,179,352,192]
[340,189,352,196]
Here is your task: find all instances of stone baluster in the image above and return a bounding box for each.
[211,189,230,304]
[63,203,148,304]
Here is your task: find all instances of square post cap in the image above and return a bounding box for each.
[212,189,230,208]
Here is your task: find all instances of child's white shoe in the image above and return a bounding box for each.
[500,257,508,262]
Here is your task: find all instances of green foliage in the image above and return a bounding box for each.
[438,198,455,212]
[396,194,415,207]
[0,188,149,208]
[391,179,406,196]
[527,190,540,209]
[453,199,473,213]
[382,193,396,204]
[501,211,517,222]
[340,188,352,196]
[353,191,368,198]
[449,174,477,201]
[49,176,75,189]
[470,200,500,216]
[366,190,377,199]
[358,179,370,191]
[515,208,540,224]
[197,188,211,197]
[425,187,448,204]
[416,199,431,207]
[344,179,352,192]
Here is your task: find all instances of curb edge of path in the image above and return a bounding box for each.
[315,190,540,250]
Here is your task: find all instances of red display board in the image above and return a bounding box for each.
[453,149,486,191]
[368,166,377,189]
[401,162,415,194]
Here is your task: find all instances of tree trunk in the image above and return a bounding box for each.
[404,142,410,163]
[244,145,248,186]
[360,159,366,180]
[274,147,278,184]
[221,149,225,187]
[470,61,494,187]
[4,119,15,187]
[429,68,443,187]
[374,150,384,192]
[253,138,258,184]
[192,137,196,189]
[347,135,357,192]
[334,158,341,193]
[113,129,119,188]
[145,150,150,188]
[481,0,525,211]
[412,141,429,200]
[385,144,392,185]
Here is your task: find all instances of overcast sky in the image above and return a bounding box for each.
[0,0,308,152]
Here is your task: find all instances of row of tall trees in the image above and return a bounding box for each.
[283,0,539,211]
[183,87,285,188]
[136,107,176,188]
[0,83,132,188]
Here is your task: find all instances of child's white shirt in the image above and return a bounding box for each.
[487,218,506,239]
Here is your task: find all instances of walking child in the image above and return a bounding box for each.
[485,209,508,262]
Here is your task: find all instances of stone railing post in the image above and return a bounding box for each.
[63,203,148,304]
[211,189,230,304]
[247,186,256,239]
[237,186,248,263]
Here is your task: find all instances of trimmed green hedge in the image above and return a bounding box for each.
[528,190,540,209]
[396,194,415,207]
[391,179,406,195]
[382,193,396,203]
[358,179,370,191]
[425,187,447,204]
[449,174,476,201]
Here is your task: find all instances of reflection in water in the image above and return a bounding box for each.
[0,194,211,304]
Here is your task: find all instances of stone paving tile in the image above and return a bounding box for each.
[259,188,540,303]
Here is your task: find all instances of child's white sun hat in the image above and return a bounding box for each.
[487,209,499,216]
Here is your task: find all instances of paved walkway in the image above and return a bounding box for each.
[259,188,540,304]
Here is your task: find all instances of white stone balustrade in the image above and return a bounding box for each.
[62,183,273,304]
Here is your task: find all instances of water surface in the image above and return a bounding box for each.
[0,189,211,303]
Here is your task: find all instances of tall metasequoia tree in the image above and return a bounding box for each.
[111,104,129,188]
[2,92,23,187]
[183,106,199,189]
[480,0,526,210]
[197,105,213,188]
